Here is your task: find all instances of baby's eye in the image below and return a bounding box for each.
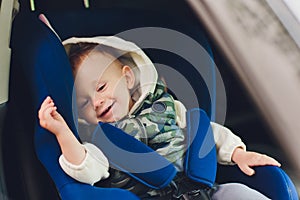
[97,83,106,92]
[79,100,89,109]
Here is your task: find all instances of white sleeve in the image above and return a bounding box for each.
[59,143,110,185]
[211,122,246,165]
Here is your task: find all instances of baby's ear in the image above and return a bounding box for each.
[122,65,135,90]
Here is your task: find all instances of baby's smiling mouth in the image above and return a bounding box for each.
[98,102,115,118]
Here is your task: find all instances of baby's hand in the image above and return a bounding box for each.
[232,147,281,176]
[38,96,69,136]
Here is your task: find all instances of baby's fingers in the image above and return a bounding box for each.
[40,104,56,120]
[41,96,52,106]
[239,164,255,176]
[255,154,281,167]
[44,105,57,118]
[39,97,54,117]
[39,106,57,128]
[39,98,56,121]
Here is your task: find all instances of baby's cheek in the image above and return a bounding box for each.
[81,109,98,125]
[112,103,126,120]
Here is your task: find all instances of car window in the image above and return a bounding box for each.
[187,0,300,192]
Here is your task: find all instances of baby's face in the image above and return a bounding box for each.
[74,51,134,124]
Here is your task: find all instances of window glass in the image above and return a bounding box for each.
[283,0,300,23]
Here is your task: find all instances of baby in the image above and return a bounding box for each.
[39,36,280,199]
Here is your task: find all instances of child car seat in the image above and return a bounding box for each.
[4,7,299,200]
[5,9,215,199]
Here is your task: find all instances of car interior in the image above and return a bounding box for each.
[0,0,299,199]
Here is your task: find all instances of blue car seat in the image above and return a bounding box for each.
[4,7,298,200]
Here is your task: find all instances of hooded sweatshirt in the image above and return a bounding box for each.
[60,36,246,185]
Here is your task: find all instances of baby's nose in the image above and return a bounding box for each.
[93,98,104,110]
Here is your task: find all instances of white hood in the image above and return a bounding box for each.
[62,36,158,114]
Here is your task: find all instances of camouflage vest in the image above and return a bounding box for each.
[112,80,186,164]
